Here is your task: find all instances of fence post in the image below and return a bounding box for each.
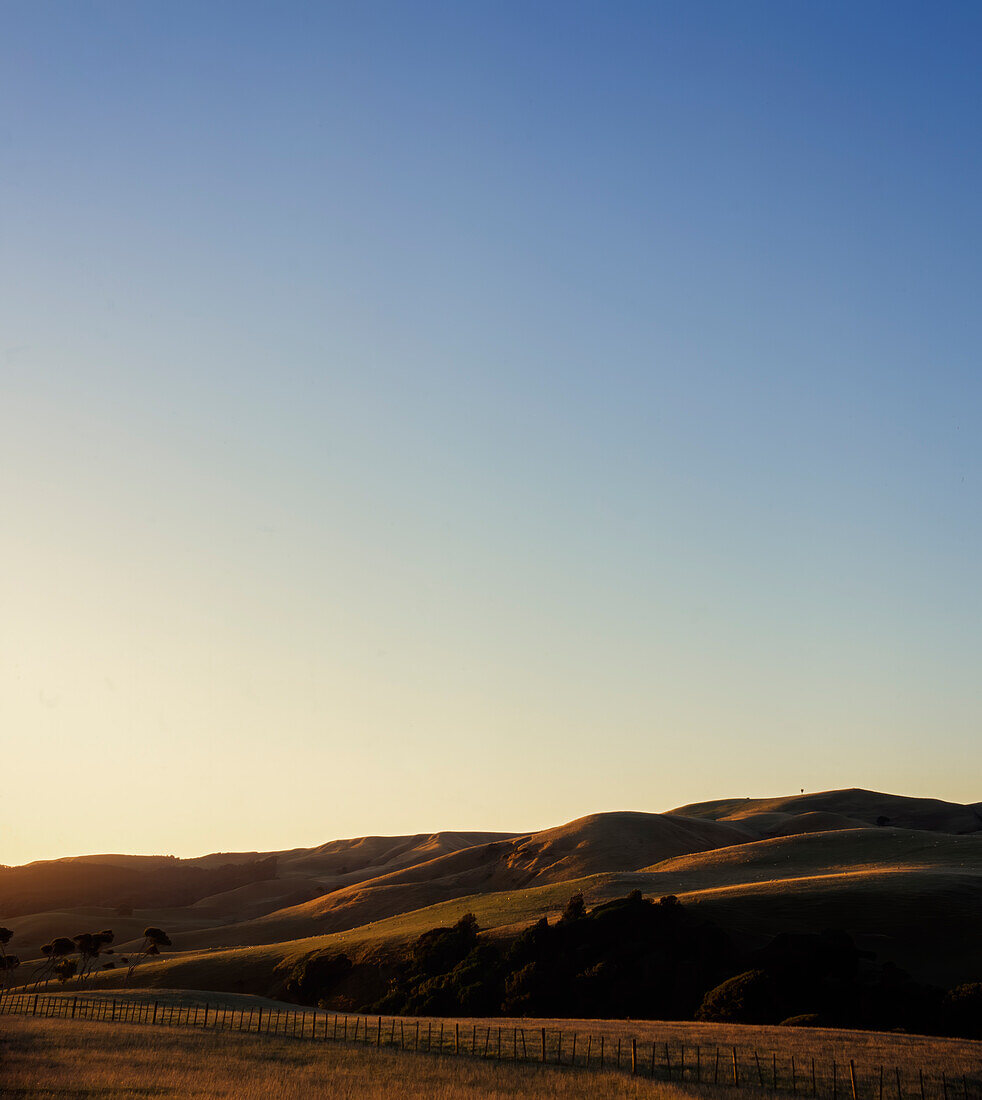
[896,1067,903,1100]
[570,1033,575,1068]
[204,1004,209,1029]
[599,1035,604,1070]
[755,1049,764,1087]
[541,1027,546,1063]
[455,1022,460,1055]
[834,1061,838,1100]
[632,1038,638,1076]
[72,997,78,1019]
[557,1031,562,1065]
[521,1027,528,1061]
[733,1047,739,1087]
[851,1061,859,1100]
[920,1070,925,1100]
[775,1053,779,1091]
[667,1042,672,1080]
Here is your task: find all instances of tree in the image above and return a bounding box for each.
[0,927,17,991]
[31,937,75,990]
[696,969,780,1024]
[126,927,171,983]
[54,958,78,983]
[74,930,115,986]
[560,894,586,923]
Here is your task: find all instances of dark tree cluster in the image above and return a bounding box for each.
[284,892,982,1040]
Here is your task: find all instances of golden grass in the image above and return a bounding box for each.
[1,1016,714,1099]
[9,990,981,1088]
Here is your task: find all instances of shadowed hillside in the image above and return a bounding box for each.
[4,788,980,1006]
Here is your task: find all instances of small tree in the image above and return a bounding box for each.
[560,893,586,923]
[0,927,17,991]
[54,958,78,984]
[126,927,171,984]
[31,937,75,990]
[74,930,115,986]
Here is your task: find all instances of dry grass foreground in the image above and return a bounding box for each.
[2,1016,712,1099]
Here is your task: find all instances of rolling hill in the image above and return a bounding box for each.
[3,788,980,1003]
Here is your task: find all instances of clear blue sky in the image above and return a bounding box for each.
[1,2,979,864]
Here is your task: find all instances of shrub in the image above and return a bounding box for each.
[286,952,352,1004]
[696,969,780,1024]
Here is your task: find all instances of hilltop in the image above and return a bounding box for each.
[2,788,979,1005]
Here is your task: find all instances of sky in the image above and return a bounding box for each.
[1,2,980,866]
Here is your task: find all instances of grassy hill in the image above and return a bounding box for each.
[3,788,980,1005]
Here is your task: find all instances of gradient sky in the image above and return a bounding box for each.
[2,2,980,866]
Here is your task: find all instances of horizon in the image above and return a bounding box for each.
[7,783,979,868]
[2,2,980,868]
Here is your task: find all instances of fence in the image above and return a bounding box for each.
[1,990,978,1100]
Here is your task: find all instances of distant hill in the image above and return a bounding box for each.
[3,787,979,1002]
[670,788,982,837]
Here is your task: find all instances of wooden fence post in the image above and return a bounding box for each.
[733,1047,739,1087]
[599,1035,604,1070]
[541,1027,546,1064]
[896,1067,903,1100]
[203,1004,209,1029]
[920,1070,925,1100]
[666,1042,672,1080]
[851,1061,859,1100]
[455,1022,460,1055]
[632,1038,638,1076]
[715,1046,720,1085]
[755,1049,764,1087]
[570,1033,576,1067]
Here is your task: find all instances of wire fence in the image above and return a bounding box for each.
[1,989,979,1100]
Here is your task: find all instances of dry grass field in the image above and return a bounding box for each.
[1,1016,717,1099]
[5,990,981,1097]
